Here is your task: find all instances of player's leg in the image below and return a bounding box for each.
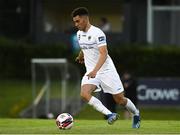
[81,84,119,124]
[81,84,113,116]
[80,76,113,117]
[113,92,140,128]
[113,92,139,115]
[100,71,140,128]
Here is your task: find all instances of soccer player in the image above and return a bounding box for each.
[71,7,140,128]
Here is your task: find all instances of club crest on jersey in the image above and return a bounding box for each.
[88,36,91,40]
[98,36,105,42]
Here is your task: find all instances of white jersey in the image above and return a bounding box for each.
[77,25,116,74]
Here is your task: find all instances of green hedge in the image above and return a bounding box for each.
[0,37,180,79]
[0,37,71,79]
[109,45,180,77]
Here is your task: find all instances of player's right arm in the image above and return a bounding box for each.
[75,50,84,64]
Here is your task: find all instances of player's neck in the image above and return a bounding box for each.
[84,23,91,32]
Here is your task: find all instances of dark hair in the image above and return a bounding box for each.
[71,7,89,17]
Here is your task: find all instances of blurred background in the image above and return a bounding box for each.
[0,0,180,120]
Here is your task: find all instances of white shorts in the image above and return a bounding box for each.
[81,71,124,94]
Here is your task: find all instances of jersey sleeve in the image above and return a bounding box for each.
[95,29,107,47]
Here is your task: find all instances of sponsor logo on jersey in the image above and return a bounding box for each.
[98,36,105,42]
[81,46,94,50]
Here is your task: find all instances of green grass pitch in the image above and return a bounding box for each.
[0,119,180,134]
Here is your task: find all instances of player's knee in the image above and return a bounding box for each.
[113,94,127,106]
[80,89,90,101]
[118,97,127,106]
[80,90,86,98]
[80,84,95,101]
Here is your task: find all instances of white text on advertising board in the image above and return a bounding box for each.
[137,85,179,101]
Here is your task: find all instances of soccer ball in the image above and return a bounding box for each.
[56,113,73,130]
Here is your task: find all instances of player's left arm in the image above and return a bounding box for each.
[87,45,107,79]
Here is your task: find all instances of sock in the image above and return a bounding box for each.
[88,96,112,115]
[125,98,139,116]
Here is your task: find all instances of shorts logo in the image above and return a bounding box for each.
[98,36,105,42]
[117,88,121,91]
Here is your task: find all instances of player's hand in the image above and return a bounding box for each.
[75,56,84,64]
[87,70,97,79]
